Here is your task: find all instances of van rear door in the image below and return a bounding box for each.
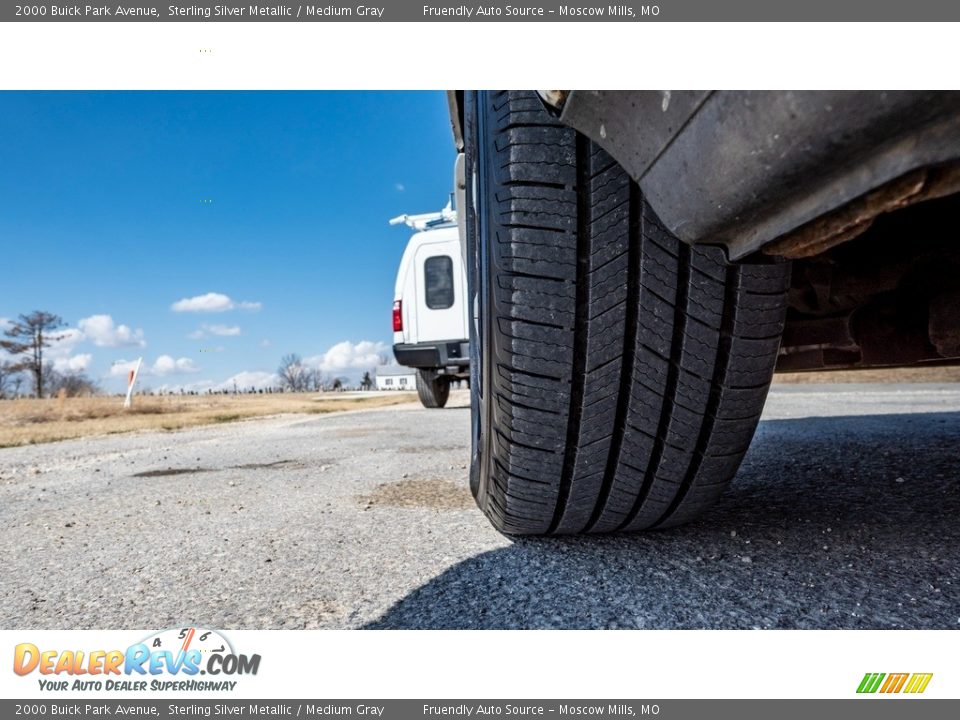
[413,237,467,343]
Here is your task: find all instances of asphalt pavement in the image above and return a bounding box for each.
[1,384,957,629]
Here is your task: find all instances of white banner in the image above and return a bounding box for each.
[0,630,953,700]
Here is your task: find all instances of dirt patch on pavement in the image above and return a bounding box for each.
[231,459,310,470]
[133,458,333,477]
[359,477,474,511]
[133,467,213,478]
[331,426,393,439]
[395,444,463,454]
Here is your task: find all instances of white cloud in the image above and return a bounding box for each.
[259,339,272,348]
[214,371,279,391]
[306,340,389,375]
[152,355,200,376]
[46,328,86,358]
[171,292,233,313]
[153,379,215,394]
[187,324,242,339]
[109,355,199,378]
[204,324,241,337]
[171,293,261,313]
[53,353,92,374]
[154,370,280,394]
[395,183,405,192]
[78,314,145,348]
[108,359,140,378]
[15,317,142,364]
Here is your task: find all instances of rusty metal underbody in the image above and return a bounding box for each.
[765,161,960,260]
[773,185,960,373]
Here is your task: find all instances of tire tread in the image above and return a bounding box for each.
[476,91,790,535]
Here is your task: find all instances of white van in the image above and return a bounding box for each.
[390,202,469,408]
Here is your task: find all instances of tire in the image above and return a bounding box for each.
[416,369,450,409]
[465,91,791,535]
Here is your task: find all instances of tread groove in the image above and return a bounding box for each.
[584,183,641,533]
[496,362,562,382]
[547,132,590,535]
[653,264,737,528]
[615,241,690,532]
[502,179,567,190]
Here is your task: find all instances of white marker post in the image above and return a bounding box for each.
[123,357,143,409]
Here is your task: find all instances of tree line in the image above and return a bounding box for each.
[276,353,375,393]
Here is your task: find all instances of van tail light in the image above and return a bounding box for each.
[392,300,403,332]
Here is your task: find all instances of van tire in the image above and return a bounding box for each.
[416,369,450,409]
[465,91,791,535]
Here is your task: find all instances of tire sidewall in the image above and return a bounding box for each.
[465,91,492,505]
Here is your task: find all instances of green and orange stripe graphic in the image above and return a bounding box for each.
[857,672,933,694]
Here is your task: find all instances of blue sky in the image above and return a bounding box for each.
[0,91,456,391]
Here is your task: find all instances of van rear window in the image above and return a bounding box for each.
[424,255,454,310]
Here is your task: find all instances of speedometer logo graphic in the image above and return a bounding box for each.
[141,626,234,661]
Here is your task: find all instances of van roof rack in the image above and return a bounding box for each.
[389,195,457,231]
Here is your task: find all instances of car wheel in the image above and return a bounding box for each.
[416,369,450,409]
[465,90,791,535]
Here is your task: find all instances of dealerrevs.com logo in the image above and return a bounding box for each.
[857,673,933,694]
[13,627,260,692]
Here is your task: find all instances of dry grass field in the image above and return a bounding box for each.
[0,392,417,448]
[1,365,957,449]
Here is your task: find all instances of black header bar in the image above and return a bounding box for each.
[4,1,960,22]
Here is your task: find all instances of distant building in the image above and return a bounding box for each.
[375,365,416,391]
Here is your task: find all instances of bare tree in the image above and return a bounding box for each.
[46,368,99,398]
[360,371,373,391]
[0,360,19,399]
[306,367,323,392]
[277,353,311,392]
[0,311,67,398]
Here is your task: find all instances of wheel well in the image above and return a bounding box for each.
[777,190,960,371]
